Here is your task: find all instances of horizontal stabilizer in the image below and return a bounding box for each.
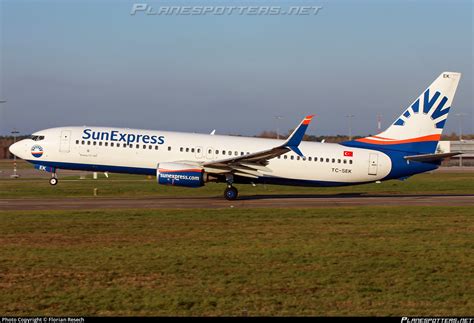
[404,152,461,162]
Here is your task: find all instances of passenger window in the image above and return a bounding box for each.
[291,156,294,160]
[228,151,232,155]
[208,149,212,154]
[241,152,244,156]
[343,160,347,164]
[297,156,300,160]
[331,158,335,163]
[222,150,225,155]
[284,155,287,159]
[338,159,341,163]
[149,145,152,149]
[168,147,171,151]
[326,158,329,162]
[111,142,114,147]
[197,148,200,153]
[129,144,133,148]
[349,160,353,164]
[143,145,147,149]
[320,158,323,162]
[234,151,238,156]
[180,147,183,152]
[76,140,79,144]
[123,143,127,148]
[215,150,219,154]
[136,144,140,149]
[105,142,108,147]
[87,141,91,145]
[81,140,85,145]
[186,148,189,152]
[155,146,158,150]
[191,148,195,153]
[93,141,97,146]
[99,142,102,146]
[308,157,312,161]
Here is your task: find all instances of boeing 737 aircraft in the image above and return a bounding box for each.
[9,72,461,200]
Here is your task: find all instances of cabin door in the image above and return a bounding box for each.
[59,130,71,153]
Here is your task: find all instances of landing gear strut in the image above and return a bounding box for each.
[49,172,58,186]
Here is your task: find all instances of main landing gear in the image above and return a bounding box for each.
[223,174,238,200]
[49,172,58,186]
[224,185,238,201]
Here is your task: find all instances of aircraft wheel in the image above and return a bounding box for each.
[224,186,238,200]
[49,177,58,186]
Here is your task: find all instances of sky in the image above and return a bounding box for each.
[0,0,472,137]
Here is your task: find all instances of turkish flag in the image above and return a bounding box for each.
[343,151,353,157]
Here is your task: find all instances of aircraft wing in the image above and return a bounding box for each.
[200,115,314,178]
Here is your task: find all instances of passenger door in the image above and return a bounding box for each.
[59,130,71,153]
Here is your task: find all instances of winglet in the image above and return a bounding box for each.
[284,115,314,157]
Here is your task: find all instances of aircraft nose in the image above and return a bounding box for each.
[9,141,23,158]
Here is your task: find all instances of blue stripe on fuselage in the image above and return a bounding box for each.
[26,160,156,175]
[233,176,372,187]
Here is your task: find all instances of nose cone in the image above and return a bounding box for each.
[9,142,22,158]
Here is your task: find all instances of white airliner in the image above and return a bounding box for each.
[9,72,461,200]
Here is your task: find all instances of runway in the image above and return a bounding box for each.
[1,194,474,211]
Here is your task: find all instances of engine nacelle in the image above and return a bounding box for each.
[157,162,205,188]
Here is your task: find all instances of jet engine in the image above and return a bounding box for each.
[157,162,209,188]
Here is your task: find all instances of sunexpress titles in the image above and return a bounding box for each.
[82,129,165,145]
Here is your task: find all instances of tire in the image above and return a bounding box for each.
[49,177,58,186]
[224,186,238,200]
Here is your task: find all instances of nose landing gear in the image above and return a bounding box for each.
[49,172,58,186]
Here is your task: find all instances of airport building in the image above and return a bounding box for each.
[438,140,474,166]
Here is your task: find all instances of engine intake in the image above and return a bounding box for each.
[157,162,205,188]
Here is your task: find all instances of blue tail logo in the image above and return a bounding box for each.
[394,89,450,129]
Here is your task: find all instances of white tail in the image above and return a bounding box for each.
[355,72,461,153]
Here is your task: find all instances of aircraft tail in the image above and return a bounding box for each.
[354,72,461,154]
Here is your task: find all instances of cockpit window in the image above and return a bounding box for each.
[30,135,45,141]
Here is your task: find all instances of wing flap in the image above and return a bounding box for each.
[233,171,259,179]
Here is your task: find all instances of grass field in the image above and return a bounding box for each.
[0,207,472,316]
